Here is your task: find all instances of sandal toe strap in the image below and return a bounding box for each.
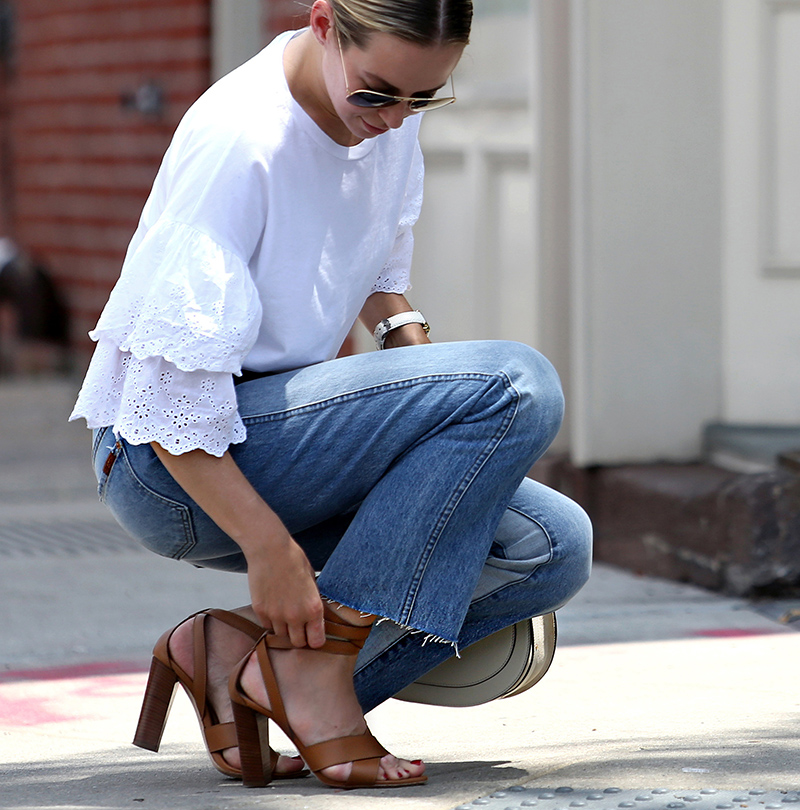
[345,757,384,787]
[302,730,389,785]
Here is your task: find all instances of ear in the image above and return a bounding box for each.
[309,0,335,46]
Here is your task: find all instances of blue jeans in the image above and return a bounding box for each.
[92,341,592,712]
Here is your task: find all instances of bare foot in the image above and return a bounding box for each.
[237,612,426,785]
[167,609,305,777]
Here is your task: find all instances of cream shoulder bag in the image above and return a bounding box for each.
[395,613,557,708]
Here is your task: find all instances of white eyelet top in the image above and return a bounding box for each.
[71,30,424,456]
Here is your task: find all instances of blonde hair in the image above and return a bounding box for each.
[330,0,472,48]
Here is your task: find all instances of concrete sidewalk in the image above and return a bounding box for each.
[1,378,799,809]
[3,557,799,810]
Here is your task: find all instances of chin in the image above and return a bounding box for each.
[360,119,389,137]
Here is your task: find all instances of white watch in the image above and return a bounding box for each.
[373,310,430,350]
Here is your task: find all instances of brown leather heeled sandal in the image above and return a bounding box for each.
[133,608,306,780]
[228,604,428,790]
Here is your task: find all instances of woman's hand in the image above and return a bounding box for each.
[151,443,325,648]
[245,540,326,648]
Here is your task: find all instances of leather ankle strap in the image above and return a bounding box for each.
[261,605,373,655]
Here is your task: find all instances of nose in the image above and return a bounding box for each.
[378,102,412,130]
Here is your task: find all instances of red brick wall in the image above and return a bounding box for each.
[264,0,308,39]
[0,73,11,237]
[1,3,14,237]
[3,1,344,368]
[9,0,211,362]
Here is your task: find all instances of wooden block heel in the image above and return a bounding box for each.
[231,699,274,788]
[132,609,308,781]
[133,655,178,751]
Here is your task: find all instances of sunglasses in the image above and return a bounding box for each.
[336,29,456,112]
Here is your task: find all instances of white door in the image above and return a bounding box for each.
[407,1,541,351]
[720,0,800,425]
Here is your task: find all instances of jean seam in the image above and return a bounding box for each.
[495,505,555,563]
[353,629,412,677]
[470,512,555,608]
[91,426,109,461]
[239,372,499,425]
[116,444,198,559]
[398,370,521,626]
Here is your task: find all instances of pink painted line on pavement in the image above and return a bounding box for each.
[0,659,149,684]
[692,627,784,638]
[0,662,149,727]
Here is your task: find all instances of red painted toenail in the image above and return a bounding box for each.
[411,760,423,766]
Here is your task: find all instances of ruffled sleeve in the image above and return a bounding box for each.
[70,341,245,457]
[371,140,424,295]
[71,46,275,456]
[91,218,262,374]
[70,217,263,456]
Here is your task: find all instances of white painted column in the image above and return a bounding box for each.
[567,0,724,464]
[210,0,264,82]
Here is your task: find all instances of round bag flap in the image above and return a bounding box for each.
[394,613,557,708]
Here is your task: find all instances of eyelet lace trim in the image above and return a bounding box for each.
[369,146,422,296]
[371,230,412,294]
[71,340,246,457]
[90,218,262,374]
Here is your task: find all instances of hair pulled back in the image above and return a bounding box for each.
[329,0,473,49]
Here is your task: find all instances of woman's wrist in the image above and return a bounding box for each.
[229,502,295,558]
[382,323,432,349]
[373,310,430,349]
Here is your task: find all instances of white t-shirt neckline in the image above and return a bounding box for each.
[279,29,378,161]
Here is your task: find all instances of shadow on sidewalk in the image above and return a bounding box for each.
[4,747,528,808]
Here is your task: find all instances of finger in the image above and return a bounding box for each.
[249,609,273,635]
[287,620,309,649]
[305,616,326,649]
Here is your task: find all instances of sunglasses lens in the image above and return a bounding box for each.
[347,91,397,109]
[410,97,455,111]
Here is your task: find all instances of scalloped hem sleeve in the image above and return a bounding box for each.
[70,339,246,457]
[371,226,413,294]
[69,217,262,456]
[90,218,262,374]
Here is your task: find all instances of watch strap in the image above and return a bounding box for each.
[373,311,430,350]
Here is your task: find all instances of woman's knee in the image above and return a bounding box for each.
[554,498,593,597]
[489,341,565,456]
[469,489,591,620]
[508,479,593,598]
[519,503,592,613]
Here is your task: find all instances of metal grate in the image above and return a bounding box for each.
[453,789,800,810]
[0,519,145,557]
